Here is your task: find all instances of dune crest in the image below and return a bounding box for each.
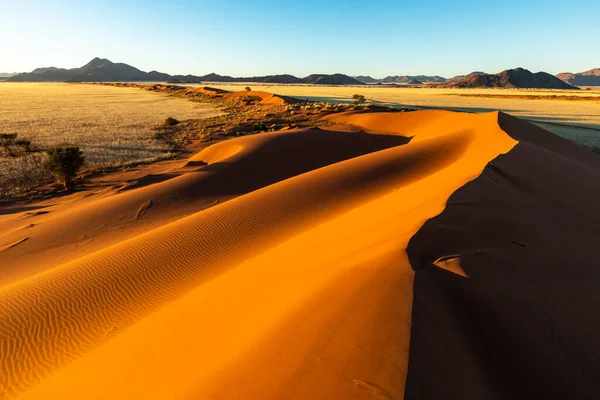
[1,109,518,399]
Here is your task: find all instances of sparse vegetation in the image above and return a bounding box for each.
[45,146,85,190]
[252,122,268,131]
[352,94,366,105]
[165,117,180,126]
[0,83,222,196]
[1,134,34,157]
[0,154,49,197]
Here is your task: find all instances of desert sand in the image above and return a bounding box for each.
[1,90,600,399]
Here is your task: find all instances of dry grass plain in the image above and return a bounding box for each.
[0,83,221,195]
[205,84,600,151]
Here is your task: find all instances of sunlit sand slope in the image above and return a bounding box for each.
[1,110,517,399]
[0,127,408,285]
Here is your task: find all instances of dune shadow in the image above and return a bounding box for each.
[180,128,411,199]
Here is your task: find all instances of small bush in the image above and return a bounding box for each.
[1,133,18,149]
[45,146,85,190]
[165,117,180,126]
[14,139,32,152]
[253,122,268,131]
[0,154,49,197]
[352,94,366,105]
[245,87,252,91]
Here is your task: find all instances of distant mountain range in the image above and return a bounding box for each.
[556,68,600,86]
[7,58,364,85]
[446,68,577,89]
[6,58,597,89]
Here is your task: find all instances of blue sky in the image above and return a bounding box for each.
[1,0,599,77]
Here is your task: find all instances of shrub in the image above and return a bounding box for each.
[45,146,85,190]
[245,87,252,91]
[0,153,49,197]
[352,94,366,105]
[0,133,18,148]
[253,122,268,131]
[165,117,180,126]
[14,139,32,152]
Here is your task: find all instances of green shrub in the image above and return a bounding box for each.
[245,87,252,91]
[45,146,85,190]
[165,117,180,126]
[253,122,267,131]
[0,133,18,148]
[14,139,31,152]
[352,94,366,105]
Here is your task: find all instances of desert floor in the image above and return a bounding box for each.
[206,84,600,149]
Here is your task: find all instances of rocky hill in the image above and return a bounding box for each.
[449,68,577,89]
[8,58,363,85]
[556,68,600,86]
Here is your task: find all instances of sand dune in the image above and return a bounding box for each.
[2,105,598,399]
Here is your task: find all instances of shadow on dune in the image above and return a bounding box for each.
[189,128,411,196]
[118,127,411,201]
[405,113,600,399]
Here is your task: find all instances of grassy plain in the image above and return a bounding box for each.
[0,83,221,194]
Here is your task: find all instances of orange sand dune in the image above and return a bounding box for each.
[221,90,299,104]
[2,108,598,399]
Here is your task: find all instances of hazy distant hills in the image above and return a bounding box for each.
[10,58,182,83]
[7,58,364,85]
[381,75,446,83]
[353,75,446,84]
[7,58,594,89]
[353,75,378,83]
[353,70,582,89]
[0,72,18,79]
[445,71,486,83]
[303,74,363,85]
[556,68,600,86]
[447,68,577,89]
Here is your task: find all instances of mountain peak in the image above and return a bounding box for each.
[82,57,112,70]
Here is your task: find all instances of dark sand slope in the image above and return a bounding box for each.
[406,112,600,399]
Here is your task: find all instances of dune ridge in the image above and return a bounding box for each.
[1,109,518,398]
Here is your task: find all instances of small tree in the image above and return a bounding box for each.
[45,146,85,190]
[352,94,366,105]
[245,86,252,91]
[165,117,180,126]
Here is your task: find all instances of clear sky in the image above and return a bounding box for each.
[1,0,599,78]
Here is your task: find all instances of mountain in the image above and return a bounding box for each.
[302,74,363,85]
[0,72,18,79]
[446,71,485,83]
[72,58,153,82]
[406,79,423,85]
[8,58,363,85]
[382,75,446,83]
[10,66,77,82]
[235,74,303,84]
[449,68,578,89]
[353,75,377,83]
[8,58,153,82]
[556,68,600,86]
